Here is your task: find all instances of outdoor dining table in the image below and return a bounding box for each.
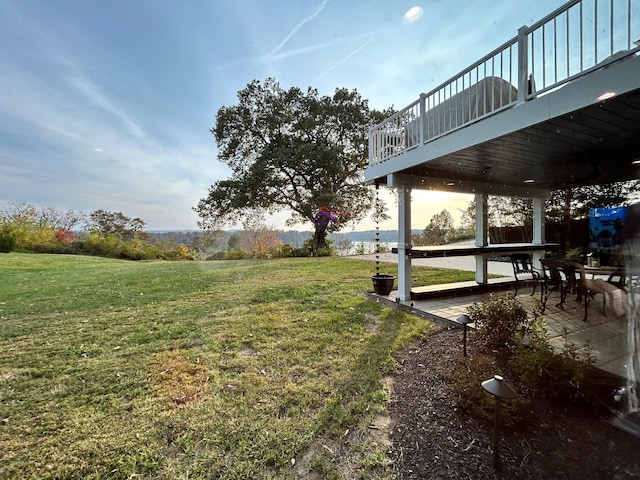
[583,265,619,279]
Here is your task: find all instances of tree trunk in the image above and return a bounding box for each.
[562,188,573,251]
[312,224,328,252]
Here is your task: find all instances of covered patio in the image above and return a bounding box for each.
[367,253,636,381]
[365,0,640,303]
[383,281,633,381]
[364,0,640,394]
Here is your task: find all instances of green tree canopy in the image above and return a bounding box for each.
[416,209,454,245]
[546,181,640,223]
[460,180,640,247]
[86,209,145,240]
[194,78,391,250]
[1,202,84,231]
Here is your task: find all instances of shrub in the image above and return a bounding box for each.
[162,243,196,260]
[121,238,160,260]
[206,249,250,260]
[508,314,600,405]
[314,247,333,257]
[564,247,583,262]
[54,228,76,244]
[508,315,615,405]
[279,244,294,257]
[290,247,311,257]
[77,232,123,257]
[466,292,529,350]
[449,349,528,428]
[0,225,16,253]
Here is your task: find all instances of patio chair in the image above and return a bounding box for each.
[539,258,569,313]
[509,253,542,296]
[571,262,627,321]
[606,269,626,290]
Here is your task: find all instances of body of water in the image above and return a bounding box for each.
[336,240,396,256]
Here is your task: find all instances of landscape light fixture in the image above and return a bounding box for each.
[457,314,472,357]
[482,375,518,469]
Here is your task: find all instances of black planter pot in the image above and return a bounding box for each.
[371,274,396,296]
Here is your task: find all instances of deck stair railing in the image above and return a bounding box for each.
[369,0,640,166]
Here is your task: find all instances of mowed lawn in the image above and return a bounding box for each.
[0,253,474,479]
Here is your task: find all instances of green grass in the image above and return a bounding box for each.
[0,253,474,479]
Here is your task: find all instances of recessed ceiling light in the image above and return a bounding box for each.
[524,179,535,183]
[632,159,640,165]
[597,91,616,101]
[446,182,455,186]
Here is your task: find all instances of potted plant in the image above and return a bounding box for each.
[371,184,395,296]
[372,271,396,295]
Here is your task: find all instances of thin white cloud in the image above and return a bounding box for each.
[313,37,374,82]
[0,5,149,145]
[266,38,342,61]
[63,62,148,141]
[263,0,330,60]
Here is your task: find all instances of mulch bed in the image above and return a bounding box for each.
[389,326,640,479]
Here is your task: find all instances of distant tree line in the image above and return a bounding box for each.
[0,203,347,260]
[0,203,196,260]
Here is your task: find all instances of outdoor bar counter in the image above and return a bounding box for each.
[390,243,561,300]
[391,242,561,258]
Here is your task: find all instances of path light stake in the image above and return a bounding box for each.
[457,314,472,357]
[481,375,518,469]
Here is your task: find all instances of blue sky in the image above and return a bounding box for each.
[0,0,567,231]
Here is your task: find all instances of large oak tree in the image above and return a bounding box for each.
[195,78,390,251]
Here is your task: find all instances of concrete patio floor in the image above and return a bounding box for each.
[356,252,638,382]
[391,284,635,380]
[368,272,637,385]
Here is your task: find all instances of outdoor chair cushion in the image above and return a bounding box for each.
[572,262,627,320]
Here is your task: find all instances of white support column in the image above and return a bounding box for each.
[532,196,547,267]
[532,197,545,244]
[397,185,412,301]
[475,193,488,284]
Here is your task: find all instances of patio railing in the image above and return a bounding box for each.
[369,0,640,166]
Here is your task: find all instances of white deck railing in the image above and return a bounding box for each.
[369,0,640,166]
